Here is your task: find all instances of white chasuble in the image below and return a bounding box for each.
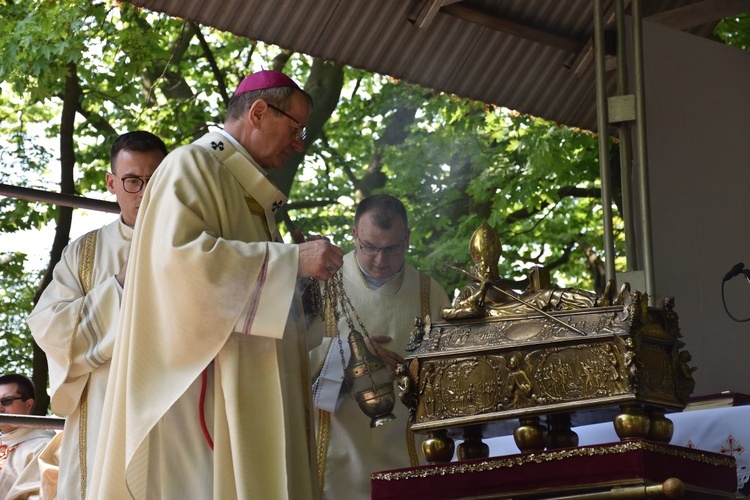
[90,132,317,500]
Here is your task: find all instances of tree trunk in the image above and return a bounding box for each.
[31,62,82,415]
[269,59,344,198]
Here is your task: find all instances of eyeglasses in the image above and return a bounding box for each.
[115,175,152,194]
[358,241,405,257]
[267,103,307,141]
[0,397,25,407]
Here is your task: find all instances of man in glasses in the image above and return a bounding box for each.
[27,130,167,500]
[310,194,450,499]
[0,373,55,499]
[88,70,343,499]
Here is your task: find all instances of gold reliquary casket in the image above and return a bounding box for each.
[398,223,697,463]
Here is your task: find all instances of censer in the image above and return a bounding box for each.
[318,271,396,427]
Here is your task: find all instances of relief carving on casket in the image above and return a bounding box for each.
[531,342,632,404]
[414,357,506,422]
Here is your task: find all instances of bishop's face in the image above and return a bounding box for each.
[252,92,309,170]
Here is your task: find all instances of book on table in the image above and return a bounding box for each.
[684,390,750,411]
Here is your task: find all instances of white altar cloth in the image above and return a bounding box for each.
[476,406,749,493]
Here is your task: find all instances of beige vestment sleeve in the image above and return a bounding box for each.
[28,221,132,500]
[27,221,128,416]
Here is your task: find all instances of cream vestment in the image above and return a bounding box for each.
[0,427,55,499]
[28,219,133,499]
[310,250,450,499]
[89,132,318,499]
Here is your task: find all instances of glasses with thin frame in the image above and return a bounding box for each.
[0,396,26,407]
[114,175,152,194]
[357,240,406,257]
[267,103,307,141]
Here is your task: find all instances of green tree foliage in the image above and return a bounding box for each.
[714,12,750,51]
[3,1,742,383]
[0,253,40,376]
[292,76,615,295]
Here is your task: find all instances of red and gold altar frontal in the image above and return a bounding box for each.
[371,440,737,499]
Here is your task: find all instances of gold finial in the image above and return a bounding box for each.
[469,222,502,282]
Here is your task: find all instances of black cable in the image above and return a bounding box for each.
[721,275,750,323]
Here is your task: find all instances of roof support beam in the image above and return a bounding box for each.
[0,183,119,213]
[411,0,464,30]
[438,3,586,53]
[570,1,628,77]
[645,0,750,29]
[414,0,445,29]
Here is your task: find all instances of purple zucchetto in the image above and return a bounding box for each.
[234,70,300,97]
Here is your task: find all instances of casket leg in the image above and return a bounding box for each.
[422,429,455,463]
[613,403,651,440]
[457,427,490,460]
[513,416,547,452]
[546,413,579,449]
[647,407,674,443]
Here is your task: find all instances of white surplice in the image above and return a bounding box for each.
[310,250,450,499]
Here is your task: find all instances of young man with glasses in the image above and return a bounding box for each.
[0,373,54,499]
[87,70,343,500]
[27,130,167,500]
[310,194,451,499]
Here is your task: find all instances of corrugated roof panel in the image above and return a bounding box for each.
[351,5,416,71]
[411,17,481,90]
[339,1,421,70]
[453,32,519,103]
[383,19,446,82]
[125,0,727,132]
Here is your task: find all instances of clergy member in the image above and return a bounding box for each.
[28,130,168,499]
[0,374,55,499]
[89,70,344,499]
[311,194,450,499]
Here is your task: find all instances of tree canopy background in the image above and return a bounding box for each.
[0,0,746,412]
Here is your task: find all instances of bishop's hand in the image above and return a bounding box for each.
[297,238,344,281]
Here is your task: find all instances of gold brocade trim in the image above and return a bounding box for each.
[371,441,737,482]
[406,423,419,468]
[78,385,89,500]
[406,272,430,467]
[245,197,272,241]
[419,272,430,320]
[76,229,97,500]
[79,230,97,294]
[316,409,331,499]
[117,222,131,241]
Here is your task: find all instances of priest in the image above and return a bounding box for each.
[310,194,450,499]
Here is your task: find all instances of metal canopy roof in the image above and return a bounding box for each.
[124,0,747,132]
